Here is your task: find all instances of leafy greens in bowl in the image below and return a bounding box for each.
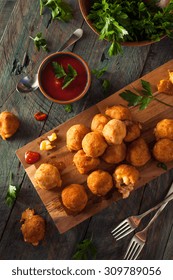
[79,0,173,55]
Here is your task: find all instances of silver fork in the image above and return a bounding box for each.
[112,182,173,241]
[124,190,173,260]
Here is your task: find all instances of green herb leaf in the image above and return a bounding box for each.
[5,173,20,207]
[52,63,77,89]
[64,104,72,113]
[119,90,143,107]
[102,79,111,93]
[139,96,153,110]
[157,162,168,170]
[30,32,49,52]
[40,0,73,22]
[141,80,153,97]
[72,238,97,260]
[92,65,108,79]
[52,62,66,78]
[62,64,77,89]
[108,41,123,56]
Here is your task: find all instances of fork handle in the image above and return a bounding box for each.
[136,191,173,220]
[141,193,173,233]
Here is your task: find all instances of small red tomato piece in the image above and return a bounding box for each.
[34,112,48,121]
[25,151,41,164]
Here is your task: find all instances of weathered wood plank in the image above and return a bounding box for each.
[0,0,16,38]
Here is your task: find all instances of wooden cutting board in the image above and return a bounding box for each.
[16,59,173,233]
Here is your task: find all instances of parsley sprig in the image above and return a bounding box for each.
[52,62,77,89]
[29,32,49,52]
[120,79,173,110]
[64,104,72,113]
[72,238,97,260]
[40,0,73,22]
[5,172,20,207]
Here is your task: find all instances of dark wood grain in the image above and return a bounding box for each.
[0,0,173,260]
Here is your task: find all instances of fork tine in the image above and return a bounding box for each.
[124,238,145,260]
[115,227,134,240]
[124,239,137,259]
[128,242,141,260]
[133,243,145,260]
[111,220,129,234]
[112,222,130,237]
[124,238,135,260]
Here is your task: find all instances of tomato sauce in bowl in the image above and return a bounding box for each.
[38,52,91,104]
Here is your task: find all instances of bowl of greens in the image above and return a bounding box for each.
[78,0,173,56]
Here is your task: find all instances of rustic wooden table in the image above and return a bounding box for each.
[0,0,173,260]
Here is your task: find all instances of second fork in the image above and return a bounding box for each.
[112,181,173,241]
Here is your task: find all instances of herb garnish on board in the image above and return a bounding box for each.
[119,80,173,110]
[52,62,77,89]
[88,0,173,56]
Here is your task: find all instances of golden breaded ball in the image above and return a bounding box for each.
[102,142,126,164]
[154,119,173,141]
[113,164,139,198]
[91,113,110,134]
[61,184,88,213]
[87,170,113,196]
[126,137,151,167]
[34,163,62,190]
[66,124,90,151]
[82,131,108,157]
[105,105,132,120]
[0,111,20,140]
[102,119,126,145]
[73,149,100,174]
[124,121,141,142]
[153,138,173,162]
[157,79,173,95]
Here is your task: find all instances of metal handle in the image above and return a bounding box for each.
[137,183,173,220]
[140,192,173,233]
[57,28,83,52]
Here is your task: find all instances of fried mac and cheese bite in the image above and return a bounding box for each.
[21,208,45,246]
[126,137,151,167]
[66,124,90,151]
[0,111,20,140]
[105,105,132,121]
[91,113,110,134]
[157,79,173,95]
[102,142,126,164]
[153,138,173,163]
[82,131,108,157]
[61,184,88,213]
[154,119,173,141]
[124,121,141,142]
[34,163,62,190]
[113,164,139,198]
[102,119,126,145]
[87,170,113,196]
[73,149,100,174]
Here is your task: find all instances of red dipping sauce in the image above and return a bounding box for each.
[39,53,89,102]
